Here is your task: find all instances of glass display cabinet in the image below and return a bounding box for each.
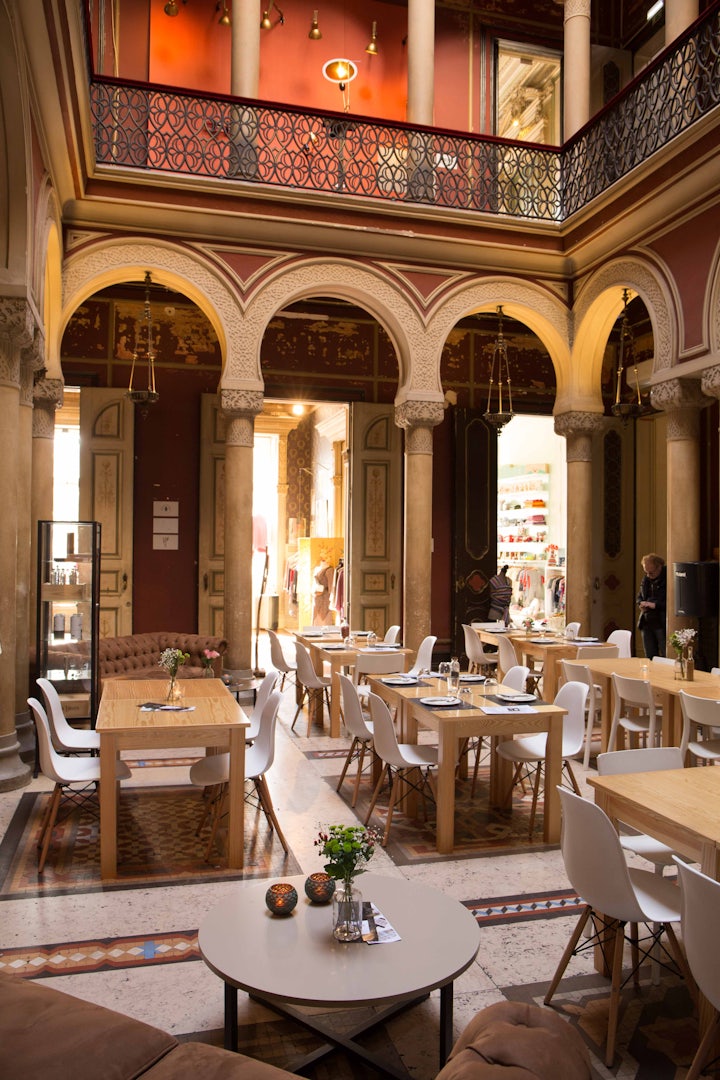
[36,520,101,724]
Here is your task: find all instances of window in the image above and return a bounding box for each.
[495,41,562,145]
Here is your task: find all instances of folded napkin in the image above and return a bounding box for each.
[481,705,536,714]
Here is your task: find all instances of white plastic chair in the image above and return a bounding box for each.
[352,649,407,703]
[36,677,100,755]
[544,787,692,1068]
[244,668,279,742]
[674,858,720,1080]
[608,672,661,752]
[336,674,375,806]
[495,681,588,839]
[407,634,437,677]
[190,689,287,859]
[364,691,438,846]
[28,697,130,873]
[651,655,675,667]
[564,621,581,640]
[267,630,297,690]
[496,635,520,681]
[607,629,633,658]
[292,641,331,735]
[679,691,720,764]
[560,661,601,768]
[383,625,401,644]
[462,624,498,675]
[501,665,530,692]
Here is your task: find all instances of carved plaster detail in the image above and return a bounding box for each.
[63,240,259,389]
[220,389,264,417]
[701,365,720,399]
[394,400,445,431]
[563,0,591,18]
[224,416,255,448]
[405,424,434,454]
[575,258,673,374]
[554,410,604,463]
[33,378,64,438]
[0,299,38,389]
[430,278,570,354]
[19,362,35,408]
[650,377,706,413]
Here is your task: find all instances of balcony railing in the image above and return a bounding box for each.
[90,4,719,224]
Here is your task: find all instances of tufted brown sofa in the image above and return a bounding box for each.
[97,632,228,685]
[1,972,591,1080]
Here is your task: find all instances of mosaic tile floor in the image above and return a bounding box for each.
[0,635,703,1078]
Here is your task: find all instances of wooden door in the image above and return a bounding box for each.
[347,403,403,636]
[452,408,498,655]
[79,388,134,637]
[198,394,226,636]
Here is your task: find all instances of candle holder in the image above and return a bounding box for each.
[304,872,336,904]
[265,882,298,916]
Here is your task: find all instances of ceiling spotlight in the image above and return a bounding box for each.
[365,21,378,56]
[164,0,180,14]
[260,0,284,29]
[308,9,321,40]
[217,2,231,26]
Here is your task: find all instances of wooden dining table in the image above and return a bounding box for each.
[473,627,600,699]
[562,656,720,752]
[295,631,411,737]
[96,678,248,878]
[367,674,566,854]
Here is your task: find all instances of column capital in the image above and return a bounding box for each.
[0,298,40,390]
[701,364,720,400]
[650,377,706,440]
[553,410,604,462]
[395,399,444,455]
[33,378,64,439]
[220,388,263,448]
[560,0,591,17]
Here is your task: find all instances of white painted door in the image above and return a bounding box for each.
[79,388,134,637]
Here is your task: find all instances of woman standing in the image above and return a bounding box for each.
[637,553,667,659]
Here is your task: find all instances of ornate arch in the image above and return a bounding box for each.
[241,259,423,395]
[62,239,255,387]
[574,256,676,386]
[424,277,571,402]
[707,238,720,356]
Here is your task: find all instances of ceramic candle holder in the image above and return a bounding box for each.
[265,882,298,916]
[304,872,336,904]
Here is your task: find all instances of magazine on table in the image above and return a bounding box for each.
[362,901,401,944]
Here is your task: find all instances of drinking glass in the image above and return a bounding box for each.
[438,661,450,686]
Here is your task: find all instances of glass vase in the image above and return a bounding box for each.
[332,881,363,942]
[674,658,685,681]
[166,675,183,702]
[203,665,214,678]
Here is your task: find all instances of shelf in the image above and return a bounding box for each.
[41,584,89,602]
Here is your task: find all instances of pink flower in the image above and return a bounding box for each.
[203,648,220,660]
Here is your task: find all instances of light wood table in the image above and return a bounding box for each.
[199,873,480,1075]
[563,656,720,752]
[295,632,411,737]
[474,628,588,699]
[368,675,566,853]
[96,678,248,878]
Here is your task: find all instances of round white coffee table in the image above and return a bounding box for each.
[198,873,480,1078]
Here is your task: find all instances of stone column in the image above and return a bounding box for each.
[650,378,706,647]
[232,0,260,97]
[701,365,720,637]
[554,411,604,634]
[665,0,699,45]
[407,0,435,126]
[557,0,591,139]
[395,400,444,656]
[15,338,44,756]
[30,376,63,705]
[0,298,37,791]
[220,389,263,676]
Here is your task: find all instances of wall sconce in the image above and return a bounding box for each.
[217,2,231,26]
[322,57,358,111]
[365,21,378,56]
[484,305,514,430]
[308,9,321,40]
[260,1,284,29]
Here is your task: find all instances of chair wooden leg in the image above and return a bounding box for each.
[605,919,626,1068]
[382,771,401,846]
[544,905,592,1004]
[352,742,367,807]
[365,765,389,826]
[528,761,543,839]
[336,738,359,793]
[37,785,62,874]
[256,775,289,853]
[291,688,307,732]
[564,760,582,796]
[686,1014,720,1080]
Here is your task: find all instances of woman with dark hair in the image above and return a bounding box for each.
[637,553,667,659]
[488,565,513,625]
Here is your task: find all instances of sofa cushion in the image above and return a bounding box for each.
[436,1001,591,1080]
[0,972,177,1080]
[151,1042,294,1079]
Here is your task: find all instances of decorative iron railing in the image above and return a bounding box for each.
[89,4,720,224]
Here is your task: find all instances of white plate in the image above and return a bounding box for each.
[497,693,536,703]
[382,677,417,686]
[322,643,347,650]
[459,674,485,683]
[419,696,462,707]
[529,637,559,645]
[575,637,600,642]
[485,627,509,633]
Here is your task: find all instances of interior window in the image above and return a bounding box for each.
[495,41,562,145]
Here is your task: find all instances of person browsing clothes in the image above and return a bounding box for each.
[637,553,667,659]
[488,565,513,625]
